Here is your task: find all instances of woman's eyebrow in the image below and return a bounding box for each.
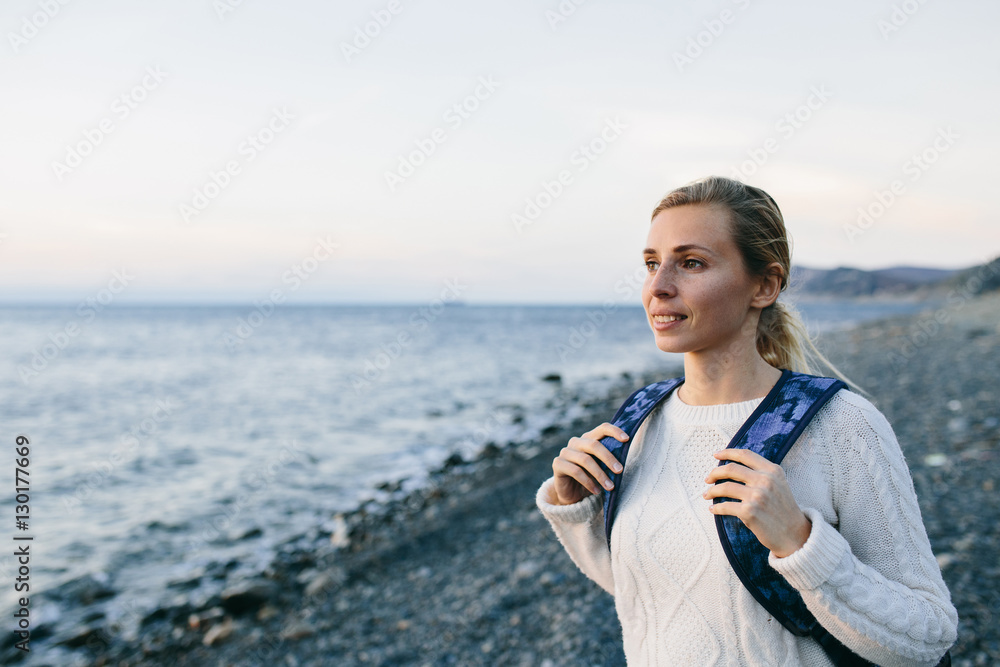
[643,244,714,256]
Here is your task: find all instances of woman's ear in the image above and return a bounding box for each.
[751,262,783,309]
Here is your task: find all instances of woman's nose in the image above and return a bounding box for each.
[648,266,676,297]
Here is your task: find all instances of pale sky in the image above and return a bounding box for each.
[0,0,997,304]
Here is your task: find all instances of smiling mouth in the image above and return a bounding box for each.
[652,315,687,323]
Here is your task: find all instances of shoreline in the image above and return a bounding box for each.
[9,293,999,666]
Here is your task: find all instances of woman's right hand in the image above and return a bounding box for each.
[551,423,629,505]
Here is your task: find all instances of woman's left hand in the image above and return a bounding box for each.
[703,449,811,558]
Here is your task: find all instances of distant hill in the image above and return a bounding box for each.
[789,259,999,297]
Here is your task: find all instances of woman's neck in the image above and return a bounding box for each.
[678,345,783,406]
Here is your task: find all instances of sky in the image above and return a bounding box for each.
[0,0,997,304]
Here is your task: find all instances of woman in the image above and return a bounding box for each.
[535,176,958,665]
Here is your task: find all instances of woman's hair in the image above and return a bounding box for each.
[650,175,866,395]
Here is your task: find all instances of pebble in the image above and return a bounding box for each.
[220,580,276,614]
[201,617,233,646]
[280,621,315,640]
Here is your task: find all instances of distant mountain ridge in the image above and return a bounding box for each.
[790,257,1000,297]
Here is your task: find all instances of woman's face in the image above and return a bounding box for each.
[642,203,765,357]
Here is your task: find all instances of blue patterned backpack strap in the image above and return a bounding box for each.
[598,376,685,549]
[713,369,872,664]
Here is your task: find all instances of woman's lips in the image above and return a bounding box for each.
[651,314,687,330]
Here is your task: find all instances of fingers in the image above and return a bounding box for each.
[704,462,757,485]
[550,422,629,498]
[712,448,772,468]
[559,446,617,492]
[706,450,782,483]
[552,455,603,497]
[578,422,629,473]
[702,481,748,502]
[584,422,630,447]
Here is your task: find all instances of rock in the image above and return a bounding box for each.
[280,620,315,640]
[377,478,405,493]
[304,571,336,597]
[442,452,464,469]
[953,534,975,552]
[936,552,958,570]
[188,606,225,631]
[220,580,277,615]
[166,576,202,592]
[514,560,540,580]
[57,624,107,649]
[329,513,350,549]
[924,453,949,467]
[140,601,194,629]
[256,605,279,622]
[46,573,116,606]
[238,527,263,540]
[202,617,233,646]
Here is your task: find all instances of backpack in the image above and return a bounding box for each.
[594,368,951,667]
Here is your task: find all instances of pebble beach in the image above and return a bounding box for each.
[12,292,999,667]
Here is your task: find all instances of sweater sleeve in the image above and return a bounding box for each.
[535,476,615,596]
[768,390,958,667]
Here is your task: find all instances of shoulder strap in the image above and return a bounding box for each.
[712,371,849,635]
[714,370,951,667]
[597,376,685,549]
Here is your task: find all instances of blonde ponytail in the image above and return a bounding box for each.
[651,176,868,396]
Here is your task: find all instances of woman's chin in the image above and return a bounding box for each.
[652,336,688,355]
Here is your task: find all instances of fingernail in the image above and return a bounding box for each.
[614,463,623,472]
[604,479,614,489]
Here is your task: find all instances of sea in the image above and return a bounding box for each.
[0,298,937,651]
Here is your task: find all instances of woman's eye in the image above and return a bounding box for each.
[645,260,659,272]
[682,258,704,269]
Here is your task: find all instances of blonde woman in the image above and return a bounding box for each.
[535,176,957,665]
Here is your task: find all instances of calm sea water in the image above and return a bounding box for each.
[0,298,936,644]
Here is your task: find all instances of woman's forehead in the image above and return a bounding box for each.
[647,204,736,252]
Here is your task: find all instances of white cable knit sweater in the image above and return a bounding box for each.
[535,387,958,666]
